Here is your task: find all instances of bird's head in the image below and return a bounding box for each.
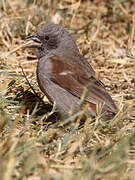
[25,23,79,58]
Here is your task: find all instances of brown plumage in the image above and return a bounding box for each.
[26,23,118,116]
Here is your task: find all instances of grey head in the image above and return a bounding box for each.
[26,23,80,58]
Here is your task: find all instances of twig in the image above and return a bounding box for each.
[19,63,45,106]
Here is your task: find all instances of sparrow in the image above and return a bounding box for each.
[25,23,118,116]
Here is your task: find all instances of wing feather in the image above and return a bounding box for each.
[50,56,118,113]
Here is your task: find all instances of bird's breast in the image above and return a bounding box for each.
[37,57,53,79]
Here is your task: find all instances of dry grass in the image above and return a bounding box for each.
[0,0,135,179]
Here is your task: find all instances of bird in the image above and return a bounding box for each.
[25,23,118,117]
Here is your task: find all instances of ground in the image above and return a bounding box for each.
[0,0,135,180]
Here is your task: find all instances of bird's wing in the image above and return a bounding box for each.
[49,56,118,113]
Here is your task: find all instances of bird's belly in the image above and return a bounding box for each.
[37,60,79,114]
[37,71,80,115]
[36,59,97,116]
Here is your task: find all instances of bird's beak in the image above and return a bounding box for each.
[25,35,42,48]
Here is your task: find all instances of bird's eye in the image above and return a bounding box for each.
[44,35,50,41]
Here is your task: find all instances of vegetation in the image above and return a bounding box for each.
[0,0,135,179]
